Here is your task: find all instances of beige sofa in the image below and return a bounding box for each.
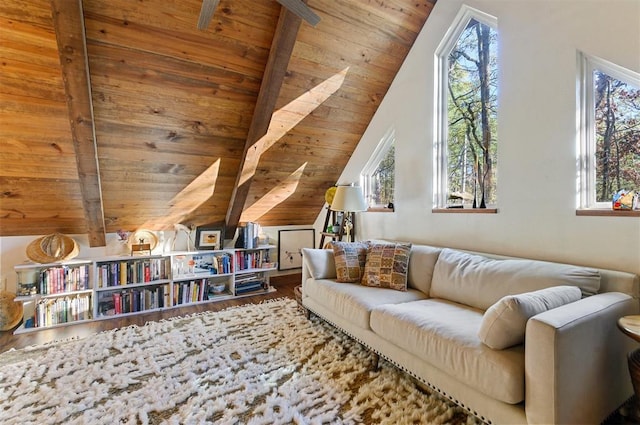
[301,243,640,424]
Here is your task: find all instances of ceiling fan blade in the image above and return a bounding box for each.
[274,0,320,26]
[197,0,220,30]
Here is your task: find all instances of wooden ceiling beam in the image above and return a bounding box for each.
[50,0,106,246]
[197,0,220,31]
[225,6,303,237]
[275,0,320,27]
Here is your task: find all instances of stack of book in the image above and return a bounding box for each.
[235,273,266,295]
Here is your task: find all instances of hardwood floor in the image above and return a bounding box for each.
[0,274,301,354]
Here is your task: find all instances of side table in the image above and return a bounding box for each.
[617,315,640,421]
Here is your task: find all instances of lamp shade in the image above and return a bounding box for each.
[330,185,367,212]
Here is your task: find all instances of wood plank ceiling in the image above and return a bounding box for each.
[0,0,436,245]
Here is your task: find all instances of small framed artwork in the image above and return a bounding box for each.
[195,226,225,250]
[278,229,315,271]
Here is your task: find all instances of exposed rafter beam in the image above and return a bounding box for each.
[197,0,220,30]
[225,6,303,237]
[275,0,320,27]
[50,0,106,247]
[198,0,318,31]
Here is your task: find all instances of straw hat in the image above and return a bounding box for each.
[26,233,79,264]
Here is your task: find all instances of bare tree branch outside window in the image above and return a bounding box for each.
[447,19,498,207]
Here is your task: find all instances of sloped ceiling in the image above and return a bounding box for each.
[0,0,436,246]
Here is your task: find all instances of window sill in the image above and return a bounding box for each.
[576,209,640,217]
[367,207,394,213]
[432,208,498,214]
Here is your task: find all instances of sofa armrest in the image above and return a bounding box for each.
[525,292,638,424]
[301,248,336,287]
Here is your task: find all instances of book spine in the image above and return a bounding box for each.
[120,262,127,285]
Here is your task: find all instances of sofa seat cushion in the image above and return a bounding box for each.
[303,277,427,330]
[370,299,525,404]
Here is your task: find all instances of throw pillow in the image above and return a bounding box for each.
[361,243,412,291]
[331,241,369,283]
[478,285,582,350]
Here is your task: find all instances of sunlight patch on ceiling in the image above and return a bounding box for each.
[240,162,307,222]
[140,158,221,229]
[239,67,349,186]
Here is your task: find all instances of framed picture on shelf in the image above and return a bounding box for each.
[278,229,315,271]
[195,225,224,250]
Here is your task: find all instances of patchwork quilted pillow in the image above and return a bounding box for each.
[361,243,412,291]
[478,285,582,349]
[331,241,369,283]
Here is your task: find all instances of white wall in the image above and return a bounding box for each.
[327,0,640,275]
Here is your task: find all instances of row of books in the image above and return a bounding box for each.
[37,265,90,295]
[235,250,273,271]
[28,294,92,328]
[173,279,218,305]
[235,222,261,249]
[98,284,171,316]
[198,253,232,275]
[173,253,233,276]
[97,258,170,288]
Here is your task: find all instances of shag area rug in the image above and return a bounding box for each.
[0,298,481,425]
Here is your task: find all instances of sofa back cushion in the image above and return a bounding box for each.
[302,248,337,280]
[430,248,601,310]
[331,241,369,283]
[407,245,442,294]
[478,285,582,349]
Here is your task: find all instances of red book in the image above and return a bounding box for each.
[113,293,122,314]
[144,264,151,282]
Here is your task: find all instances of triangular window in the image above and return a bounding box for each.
[361,128,395,209]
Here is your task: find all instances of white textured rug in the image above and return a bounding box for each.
[0,298,480,424]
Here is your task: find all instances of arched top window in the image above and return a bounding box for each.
[577,53,640,211]
[434,6,499,210]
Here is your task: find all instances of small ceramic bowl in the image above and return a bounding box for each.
[211,283,226,294]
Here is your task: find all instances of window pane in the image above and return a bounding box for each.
[370,145,394,206]
[593,70,640,203]
[447,19,498,207]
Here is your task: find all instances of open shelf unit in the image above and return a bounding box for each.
[12,246,277,334]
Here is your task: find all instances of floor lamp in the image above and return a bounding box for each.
[330,185,367,242]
